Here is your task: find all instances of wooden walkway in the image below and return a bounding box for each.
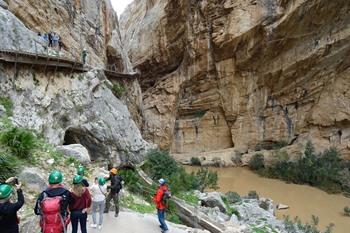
[0,49,138,79]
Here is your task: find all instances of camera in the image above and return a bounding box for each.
[5,177,19,185]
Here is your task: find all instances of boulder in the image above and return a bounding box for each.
[276,203,290,210]
[199,192,227,213]
[56,144,91,164]
[46,158,55,165]
[18,167,47,193]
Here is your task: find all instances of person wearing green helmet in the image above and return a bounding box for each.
[0,180,24,233]
[69,175,91,233]
[89,177,107,229]
[34,170,71,233]
[77,165,90,187]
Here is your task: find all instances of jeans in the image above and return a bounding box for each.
[104,192,119,214]
[71,210,87,233]
[92,201,105,225]
[157,209,168,231]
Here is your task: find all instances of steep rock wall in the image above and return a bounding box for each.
[4,0,121,68]
[121,0,350,159]
[0,3,150,162]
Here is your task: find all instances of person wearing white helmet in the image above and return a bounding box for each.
[153,178,171,233]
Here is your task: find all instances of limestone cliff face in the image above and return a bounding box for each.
[121,0,350,160]
[0,3,150,162]
[4,0,124,68]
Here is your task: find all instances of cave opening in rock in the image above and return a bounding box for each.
[63,127,108,161]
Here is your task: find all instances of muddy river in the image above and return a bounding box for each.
[185,166,350,233]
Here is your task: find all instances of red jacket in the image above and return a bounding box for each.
[69,188,92,211]
[153,185,168,210]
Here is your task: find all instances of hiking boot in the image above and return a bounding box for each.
[114,213,119,217]
[90,224,97,228]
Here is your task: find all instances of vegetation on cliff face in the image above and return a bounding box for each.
[249,142,350,194]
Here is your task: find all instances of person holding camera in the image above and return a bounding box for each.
[0,178,24,233]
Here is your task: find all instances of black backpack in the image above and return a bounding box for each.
[161,190,171,206]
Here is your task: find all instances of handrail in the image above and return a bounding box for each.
[0,48,138,79]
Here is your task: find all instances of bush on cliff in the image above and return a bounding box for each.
[249,153,265,171]
[0,127,37,159]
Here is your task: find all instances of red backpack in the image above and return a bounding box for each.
[40,193,69,233]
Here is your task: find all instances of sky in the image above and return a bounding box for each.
[111,0,133,16]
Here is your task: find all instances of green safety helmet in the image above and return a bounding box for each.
[48,171,63,184]
[77,166,86,176]
[0,184,12,199]
[73,175,84,185]
[98,177,106,186]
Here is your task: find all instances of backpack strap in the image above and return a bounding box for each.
[98,185,107,197]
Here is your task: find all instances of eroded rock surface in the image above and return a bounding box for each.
[0,68,149,163]
[120,0,350,160]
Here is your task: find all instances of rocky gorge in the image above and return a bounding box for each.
[0,0,349,233]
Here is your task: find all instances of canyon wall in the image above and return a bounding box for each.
[0,1,149,162]
[120,0,350,161]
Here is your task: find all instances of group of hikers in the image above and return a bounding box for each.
[0,165,171,233]
[38,32,63,50]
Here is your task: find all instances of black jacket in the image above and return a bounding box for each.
[106,174,123,194]
[0,189,25,233]
[34,186,71,217]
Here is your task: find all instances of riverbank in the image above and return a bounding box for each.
[185,166,350,233]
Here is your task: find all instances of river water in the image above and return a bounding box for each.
[185,166,350,233]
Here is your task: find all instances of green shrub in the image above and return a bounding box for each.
[249,154,265,171]
[225,191,241,204]
[144,149,179,180]
[344,206,350,216]
[283,215,334,233]
[144,149,218,194]
[112,82,126,97]
[247,190,259,199]
[272,140,289,149]
[177,192,200,206]
[0,153,19,182]
[193,167,218,192]
[253,141,349,193]
[190,157,201,166]
[0,97,13,116]
[0,127,37,159]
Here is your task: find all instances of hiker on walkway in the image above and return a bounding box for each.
[34,171,71,233]
[104,168,123,217]
[48,32,53,47]
[81,49,88,65]
[77,165,89,187]
[69,175,92,233]
[153,178,170,233]
[53,33,59,48]
[90,177,107,229]
[0,181,24,233]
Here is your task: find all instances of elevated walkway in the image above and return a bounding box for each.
[0,49,138,80]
